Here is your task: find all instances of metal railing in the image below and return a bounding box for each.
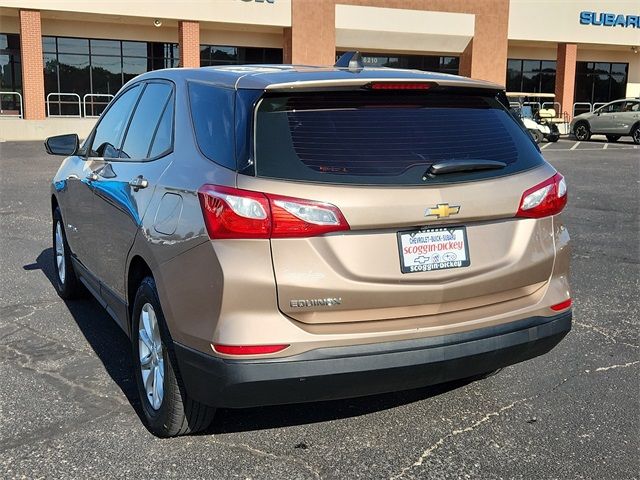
[0,91,23,118]
[46,92,82,117]
[541,101,561,113]
[592,102,607,112]
[572,102,592,117]
[82,93,114,118]
[522,101,541,111]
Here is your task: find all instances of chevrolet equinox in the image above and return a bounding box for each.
[47,60,572,437]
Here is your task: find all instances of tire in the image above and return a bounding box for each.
[52,207,85,299]
[632,125,640,145]
[606,135,620,142]
[574,121,591,141]
[132,277,215,437]
[468,368,503,382]
[546,133,560,143]
[529,129,543,144]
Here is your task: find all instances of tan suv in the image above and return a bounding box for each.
[47,59,572,437]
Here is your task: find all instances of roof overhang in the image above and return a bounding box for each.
[335,5,475,54]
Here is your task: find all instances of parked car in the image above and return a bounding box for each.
[47,62,572,437]
[571,98,640,143]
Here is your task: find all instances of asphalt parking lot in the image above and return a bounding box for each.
[0,139,638,479]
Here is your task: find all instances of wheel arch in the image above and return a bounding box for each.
[51,194,59,215]
[127,255,153,326]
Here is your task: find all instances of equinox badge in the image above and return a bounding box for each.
[425,203,460,219]
[290,298,342,308]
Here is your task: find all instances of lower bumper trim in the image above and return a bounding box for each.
[174,312,571,408]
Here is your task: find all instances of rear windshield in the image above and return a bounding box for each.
[254,90,545,185]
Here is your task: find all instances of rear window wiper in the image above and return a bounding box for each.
[425,159,507,177]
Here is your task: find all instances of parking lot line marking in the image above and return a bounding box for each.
[570,142,580,150]
[540,142,552,150]
[545,146,638,152]
[603,143,608,149]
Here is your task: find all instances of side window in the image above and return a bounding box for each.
[607,102,624,113]
[188,82,236,169]
[120,82,173,160]
[625,102,639,112]
[148,96,174,158]
[89,85,141,158]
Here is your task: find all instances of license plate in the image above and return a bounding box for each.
[397,226,470,274]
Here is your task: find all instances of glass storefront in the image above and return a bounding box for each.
[0,33,22,115]
[200,45,282,66]
[336,52,459,74]
[43,36,179,116]
[506,59,556,93]
[574,62,628,105]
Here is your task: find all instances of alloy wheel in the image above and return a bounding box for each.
[575,125,588,141]
[138,303,165,410]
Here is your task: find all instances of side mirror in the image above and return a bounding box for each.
[45,133,79,156]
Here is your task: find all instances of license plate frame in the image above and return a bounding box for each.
[397,226,471,274]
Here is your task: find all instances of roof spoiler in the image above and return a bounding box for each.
[335,51,364,71]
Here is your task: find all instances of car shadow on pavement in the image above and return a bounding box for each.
[210,378,472,434]
[29,247,476,435]
[26,248,146,424]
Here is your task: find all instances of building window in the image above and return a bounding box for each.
[574,62,628,104]
[43,36,179,116]
[336,52,459,74]
[0,33,22,115]
[200,45,283,66]
[506,59,556,93]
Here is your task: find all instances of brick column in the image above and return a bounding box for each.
[178,20,200,68]
[458,3,509,85]
[288,0,336,66]
[555,43,577,118]
[19,10,45,120]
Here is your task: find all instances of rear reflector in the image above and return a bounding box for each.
[213,344,289,355]
[198,184,350,239]
[550,299,572,311]
[370,82,433,90]
[516,173,567,218]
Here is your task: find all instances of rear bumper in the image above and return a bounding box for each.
[174,312,571,408]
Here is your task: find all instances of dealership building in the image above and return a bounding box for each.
[0,0,638,134]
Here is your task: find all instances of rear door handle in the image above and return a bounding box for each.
[129,175,149,190]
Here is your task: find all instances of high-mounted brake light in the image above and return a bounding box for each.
[213,344,289,355]
[198,185,350,239]
[370,82,433,90]
[516,173,567,219]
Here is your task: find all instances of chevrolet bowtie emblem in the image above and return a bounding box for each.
[425,203,460,219]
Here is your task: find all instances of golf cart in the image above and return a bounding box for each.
[507,93,562,143]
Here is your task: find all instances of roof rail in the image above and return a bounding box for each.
[335,51,364,71]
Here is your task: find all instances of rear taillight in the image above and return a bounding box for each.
[198,185,350,239]
[516,173,567,218]
[198,185,271,239]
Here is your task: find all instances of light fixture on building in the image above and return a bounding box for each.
[632,46,638,54]
[153,19,163,28]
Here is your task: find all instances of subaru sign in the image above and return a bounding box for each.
[579,11,640,28]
